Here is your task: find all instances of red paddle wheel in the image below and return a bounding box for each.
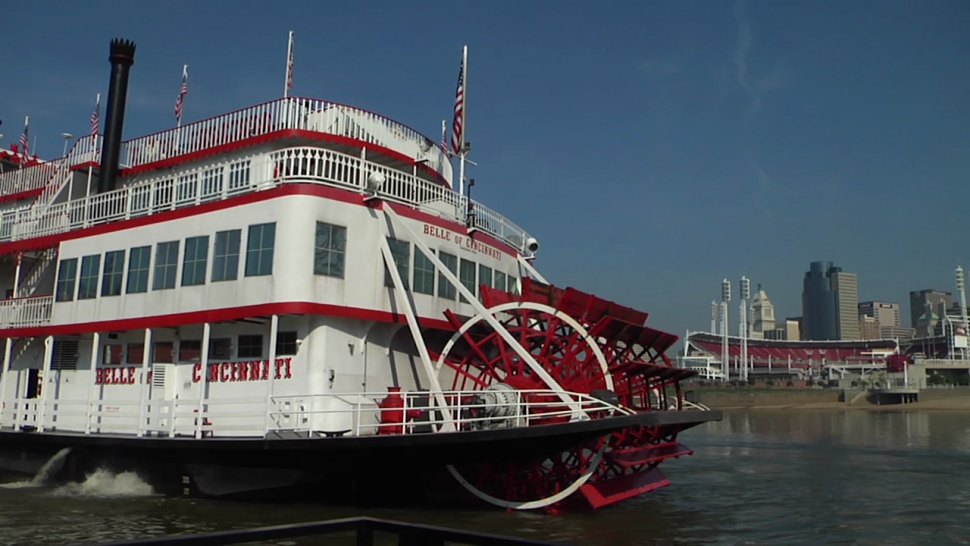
[432,278,703,511]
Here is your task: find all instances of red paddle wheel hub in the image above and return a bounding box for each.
[432,278,704,511]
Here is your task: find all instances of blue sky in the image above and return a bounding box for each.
[2,0,969,342]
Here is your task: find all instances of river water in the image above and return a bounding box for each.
[1,410,968,546]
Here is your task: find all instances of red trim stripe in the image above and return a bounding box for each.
[0,183,521,258]
[0,188,42,205]
[0,301,455,337]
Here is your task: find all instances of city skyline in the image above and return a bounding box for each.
[704,261,965,339]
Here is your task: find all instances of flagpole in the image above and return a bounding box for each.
[177,65,188,128]
[457,44,468,198]
[284,31,294,98]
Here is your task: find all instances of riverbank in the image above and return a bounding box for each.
[691,387,970,412]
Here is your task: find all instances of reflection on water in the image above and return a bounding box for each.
[2,410,969,545]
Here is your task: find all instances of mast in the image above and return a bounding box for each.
[457,44,469,196]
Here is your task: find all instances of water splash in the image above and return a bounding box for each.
[50,469,155,498]
[0,447,72,489]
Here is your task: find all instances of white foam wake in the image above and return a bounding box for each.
[50,468,155,498]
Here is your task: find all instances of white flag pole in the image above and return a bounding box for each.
[284,31,294,98]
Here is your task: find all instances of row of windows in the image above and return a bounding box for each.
[104,332,298,365]
[55,223,276,302]
[53,219,516,303]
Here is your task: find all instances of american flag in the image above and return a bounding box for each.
[90,94,101,137]
[174,65,188,125]
[450,56,465,155]
[18,118,29,159]
[285,31,294,92]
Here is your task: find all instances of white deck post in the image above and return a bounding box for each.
[194,322,210,439]
[262,315,278,435]
[37,336,53,433]
[12,253,22,298]
[137,328,152,437]
[0,338,12,429]
[84,332,100,434]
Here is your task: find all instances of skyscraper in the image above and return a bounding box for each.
[802,261,860,340]
[909,289,953,329]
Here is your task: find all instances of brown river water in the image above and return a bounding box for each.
[1,409,968,545]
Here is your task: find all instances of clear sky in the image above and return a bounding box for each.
[1,0,969,343]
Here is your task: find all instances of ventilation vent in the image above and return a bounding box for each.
[152,364,166,389]
[51,338,80,371]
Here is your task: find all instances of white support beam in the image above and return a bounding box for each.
[263,315,279,434]
[0,338,12,429]
[381,205,579,412]
[137,328,152,437]
[378,222,455,431]
[84,332,100,434]
[195,323,211,439]
[516,254,548,284]
[37,336,53,433]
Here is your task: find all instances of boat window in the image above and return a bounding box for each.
[478,265,492,299]
[413,248,435,295]
[212,230,241,282]
[54,258,78,302]
[126,246,151,294]
[238,335,263,358]
[276,331,298,356]
[153,241,180,290]
[384,238,410,288]
[181,235,210,287]
[495,271,508,293]
[126,343,144,365]
[209,338,232,360]
[314,222,346,278]
[101,250,126,297]
[77,255,102,300]
[245,223,276,277]
[437,252,457,300]
[179,340,201,362]
[459,259,476,303]
[102,344,123,366]
[153,341,174,363]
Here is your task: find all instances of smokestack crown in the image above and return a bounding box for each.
[109,39,136,66]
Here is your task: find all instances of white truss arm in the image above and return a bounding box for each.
[378,217,456,431]
[381,206,579,412]
[516,255,548,284]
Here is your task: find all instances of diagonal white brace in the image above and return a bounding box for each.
[378,213,456,431]
[380,205,580,413]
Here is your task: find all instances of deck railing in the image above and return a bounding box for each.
[0,146,530,255]
[121,97,453,185]
[0,134,99,197]
[0,295,54,328]
[0,388,628,439]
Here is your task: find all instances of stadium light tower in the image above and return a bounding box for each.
[739,276,750,382]
[721,279,731,381]
[957,266,969,359]
[711,300,718,334]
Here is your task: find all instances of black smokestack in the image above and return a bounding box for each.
[97,38,136,194]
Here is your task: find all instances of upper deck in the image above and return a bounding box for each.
[0,97,529,255]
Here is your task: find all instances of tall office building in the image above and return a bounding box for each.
[909,289,953,329]
[859,301,901,328]
[802,261,859,340]
[832,270,860,340]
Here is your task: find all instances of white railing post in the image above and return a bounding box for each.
[37,336,54,433]
[84,331,100,434]
[263,315,279,435]
[137,328,152,437]
[195,322,211,439]
[0,338,12,429]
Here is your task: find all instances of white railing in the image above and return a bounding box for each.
[0,147,531,253]
[0,389,631,439]
[121,97,453,186]
[0,135,100,198]
[0,295,54,328]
